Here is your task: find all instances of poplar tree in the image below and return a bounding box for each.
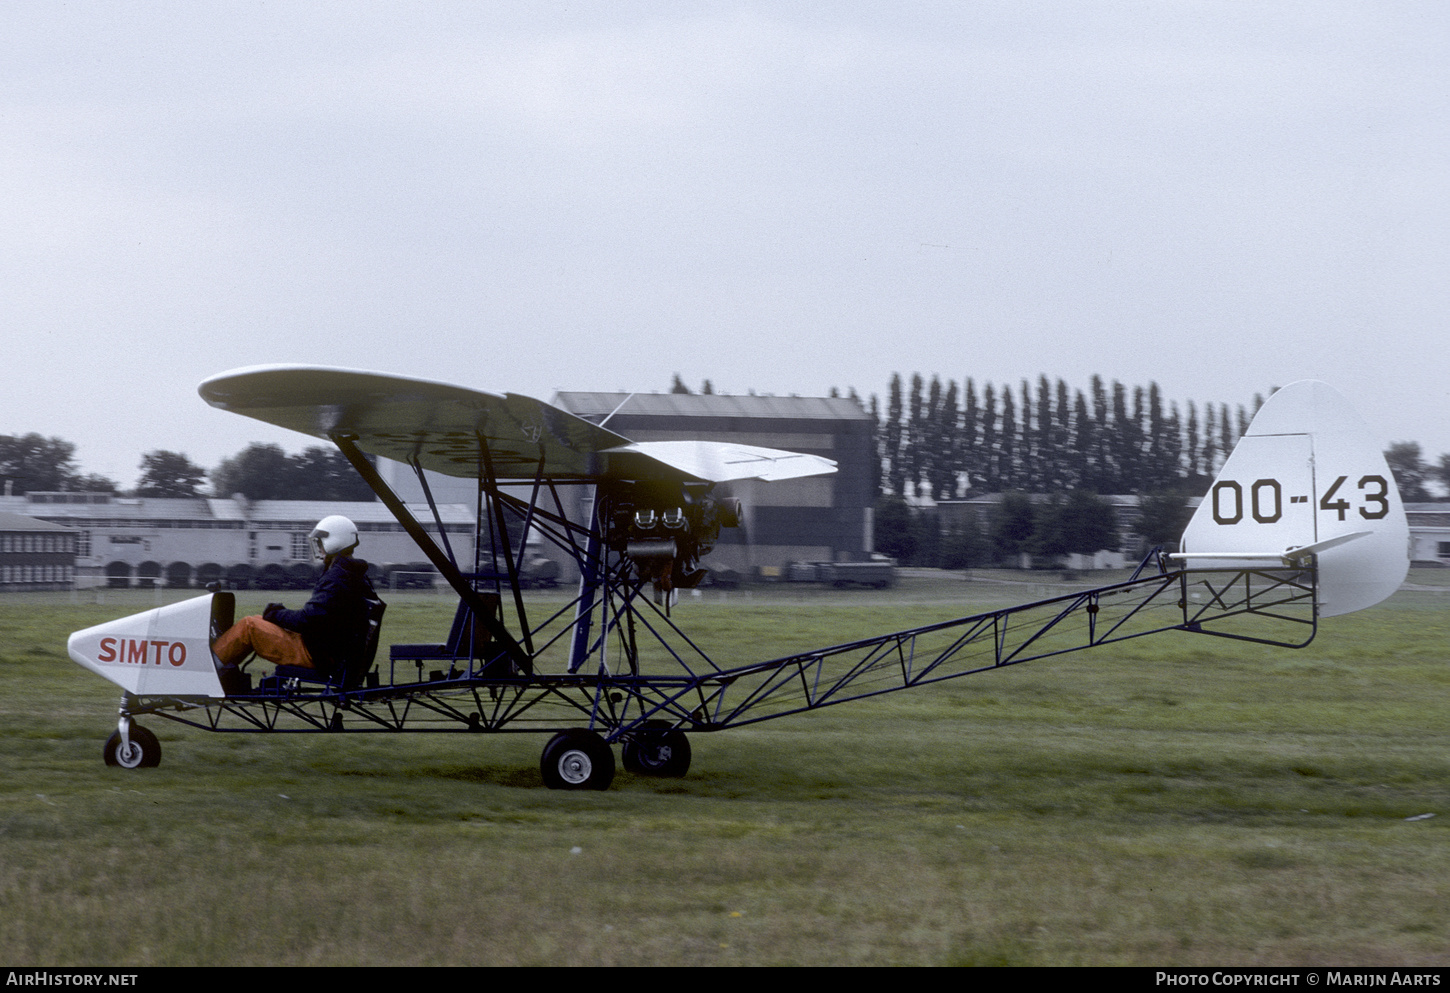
[924,376,943,498]
[1053,378,1071,490]
[1090,376,1110,492]
[1147,382,1166,489]
[1162,402,1183,489]
[906,374,925,498]
[885,374,904,497]
[1070,389,1093,490]
[1036,376,1054,491]
[1110,382,1131,492]
[999,386,1018,490]
[869,393,883,496]
[1185,401,1201,483]
[1199,402,1218,477]
[962,378,980,491]
[933,378,959,499]
[980,383,998,492]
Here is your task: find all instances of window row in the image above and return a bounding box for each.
[0,533,75,554]
[0,564,75,584]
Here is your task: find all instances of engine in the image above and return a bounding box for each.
[600,481,741,602]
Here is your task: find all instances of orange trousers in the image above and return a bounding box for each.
[213,615,314,669]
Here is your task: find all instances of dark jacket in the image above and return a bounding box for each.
[270,556,375,675]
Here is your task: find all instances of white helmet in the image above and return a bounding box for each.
[309,515,359,559]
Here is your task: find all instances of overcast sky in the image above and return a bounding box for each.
[3,1,1446,489]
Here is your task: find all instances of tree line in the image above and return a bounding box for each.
[0,434,118,496]
[870,373,1270,500]
[671,370,1297,497]
[859,372,1450,567]
[0,436,372,502]
[673,372,1450,567]
[859,372,1450,503]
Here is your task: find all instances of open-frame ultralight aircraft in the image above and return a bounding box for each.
[68,369,1409,789]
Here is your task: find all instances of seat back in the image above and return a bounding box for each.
[341,595,387,690]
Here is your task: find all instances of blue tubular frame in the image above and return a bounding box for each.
[120,508,1318,745]
[116,436,1320,746]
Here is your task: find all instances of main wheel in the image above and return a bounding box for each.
[621,727,691,778]
[103,725,161,769]
[540,730,615,791]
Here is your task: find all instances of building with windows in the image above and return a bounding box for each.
[0,492,472,590]
[0,511,78,590]
[1406,504,1450,566]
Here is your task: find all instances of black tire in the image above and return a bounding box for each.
[103,725,161,769]
[621,727,691,778]
[540,730,615,791]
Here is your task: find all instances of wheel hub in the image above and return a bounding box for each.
[558,749,593,784]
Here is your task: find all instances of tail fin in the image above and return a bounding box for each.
[1175,381,1408,616]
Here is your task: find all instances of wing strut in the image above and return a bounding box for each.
[478,431,534,656]
[330,434,533,674]
[568,488,603,674]
[410,459,459,570]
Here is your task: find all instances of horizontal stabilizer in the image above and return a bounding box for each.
[1169,531,1371,567]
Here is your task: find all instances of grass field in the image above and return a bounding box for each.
[2,571,1447,966]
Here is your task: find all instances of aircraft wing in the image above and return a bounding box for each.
[605,440,837,483]
[199,365,837,484]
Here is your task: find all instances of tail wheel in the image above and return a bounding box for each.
[103,725,161,769]
[622,728,691,778]
[540,730,615,791]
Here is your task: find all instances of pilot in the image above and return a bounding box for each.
[213,515,377,680]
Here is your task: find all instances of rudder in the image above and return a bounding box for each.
[1178,381,1408,616]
